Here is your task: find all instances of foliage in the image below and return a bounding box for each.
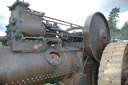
[108,7,128,40]
[108,8,120,30]
[120,21,128,40]
[107,7,120,39]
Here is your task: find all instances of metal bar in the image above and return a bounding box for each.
[66,27,83,31]
[27,8,83,28]
[43,19,71,26]
[44,16,82,27]
[22,37,43,39]
[46,32,82,38]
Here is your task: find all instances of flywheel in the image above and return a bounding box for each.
[98,43,128,85]
[83,12,110,62]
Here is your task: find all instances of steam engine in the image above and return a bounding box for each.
[0,0,110,85]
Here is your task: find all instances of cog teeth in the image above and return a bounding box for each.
[98,43,128,85]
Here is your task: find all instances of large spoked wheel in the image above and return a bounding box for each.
[98,43,128,85]
[83,12,110,62]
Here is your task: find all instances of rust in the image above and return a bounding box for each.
[83,12,110,62]
[0,0,118,85]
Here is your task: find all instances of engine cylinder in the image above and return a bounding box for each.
[0,47,82,85]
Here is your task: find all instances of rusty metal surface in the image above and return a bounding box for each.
[0,0,113,85]
[21,12,46,36]
[83,12,110,62]
[82,64,92,85]
[12,40,44,52]
[0,47,82,85]
[98,43,128,85]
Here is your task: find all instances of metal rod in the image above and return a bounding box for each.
[43,19,71,27]
[66,27,83,31]
[44,16,82,27]
[46,32,82,38]
[27,8,83,28]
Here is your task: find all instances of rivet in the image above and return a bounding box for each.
[19,83,22,85]
[35,77,38,79]
[33,80,35,82]
[39,76,42,78]
[37,79,39,81]
[50,74,52,76]
[22,80,24,82]
[27,79,29,81]
[31,78,33,80]
[11,82,14,84]
[48,76,50,78]
[17,81,20,83]
[24,82,26,84]
[44,77,47,79]
[28,81,31,83]
[5,83,8,85]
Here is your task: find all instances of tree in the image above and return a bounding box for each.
[108,7,120,39]
[120,21,128,40]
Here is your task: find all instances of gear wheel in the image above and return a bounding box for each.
[98,43,128,85]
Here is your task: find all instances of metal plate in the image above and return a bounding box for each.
[83,12,110,62]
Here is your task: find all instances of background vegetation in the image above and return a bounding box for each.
[108,7,128,41]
